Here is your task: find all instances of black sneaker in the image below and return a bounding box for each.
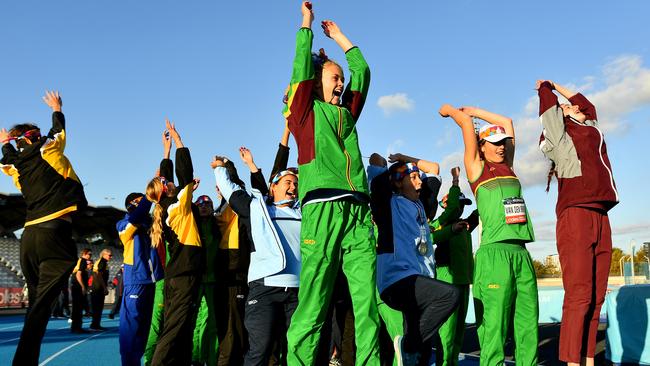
[71,328,89,334]
[89,326,107,331]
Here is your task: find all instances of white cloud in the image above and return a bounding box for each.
[612,221,650,236]
[514,54,650,187]
[377,93,414,115]
[385,139,404,156]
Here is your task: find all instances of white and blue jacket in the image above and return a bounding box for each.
[214,166,301,287]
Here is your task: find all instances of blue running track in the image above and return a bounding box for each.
[0,314,488,366]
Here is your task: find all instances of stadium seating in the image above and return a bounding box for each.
[0,238,124,289]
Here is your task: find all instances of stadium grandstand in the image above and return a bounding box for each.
[0,192,127,308]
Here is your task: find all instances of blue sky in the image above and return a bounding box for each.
[1,1,649,260]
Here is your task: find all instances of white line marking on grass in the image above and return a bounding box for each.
[39,329,115,365]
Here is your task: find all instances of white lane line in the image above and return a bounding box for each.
[0,325,76,344]
[0,325,23,331]
[0,318,118,345]
[0,337,20,344]
[39,329,115,365]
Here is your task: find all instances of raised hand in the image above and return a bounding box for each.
[388,153,411,164]
[452,221,469,233]
[192,178,201,191]
[165,119,184,148]
[210,156,226,169]
[0,128,10,144]
[239,146,259,173]
[321,20,341,39]
[369,153,387,168]
[451,166,461,179]
[438,104,454,118]
[301,1,314,28]
[42,91,62,112]
[239,147,254,165]
[162,130,172,158]
[535,80,554,90]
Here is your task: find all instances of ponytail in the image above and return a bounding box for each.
[545,161,556,193]
[149,203,164,249]
[146,177,165,249]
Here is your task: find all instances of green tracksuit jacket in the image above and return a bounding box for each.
[283,27,370,202]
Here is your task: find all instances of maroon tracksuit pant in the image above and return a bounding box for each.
[557,207,612,363]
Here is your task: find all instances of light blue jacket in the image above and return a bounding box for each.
[214,166,301,286]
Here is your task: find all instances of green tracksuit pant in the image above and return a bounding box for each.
[143,279,165,366]
[473,242,538,366]
[192,283,219,365]
[435,270,469,366]
[287,200,380,366]
[377,288,401,366]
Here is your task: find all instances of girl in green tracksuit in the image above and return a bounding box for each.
[439,104,538,366]
[282,2,379,365]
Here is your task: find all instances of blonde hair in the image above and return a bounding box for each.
[146,178,164,249]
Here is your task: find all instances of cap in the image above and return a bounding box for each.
[478,124,512,143]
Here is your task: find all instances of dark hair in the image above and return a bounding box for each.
[9,123,41,148]
[388,161,408,193]
[224,160,246,189]
[545,161,556,193]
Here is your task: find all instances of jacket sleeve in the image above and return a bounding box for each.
[538,82,566,160]
[174,147,194,189]
[271,143,290,179]
[342,47,371,122]
[436,185,462,227]
[0,143,21,191]
[214,166,252,220]
[43,112,66,152]
[465,209,480,232]
[568,93,598,124]
[419,175,441,220]
[166,148,200,246]
[283,28,316,131]
[431,224,455,245]
[160,158,174,183]
[250,170,269,197]
[127,199,153,226]
[370,169,394,254]
[117,217,137,248]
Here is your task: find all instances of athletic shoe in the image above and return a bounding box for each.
[393,335,420,366]
[67,318,72,324]
[108,314,114,319]
[89,326,107,331]
[329,357,343,366]
[71,328,88,334]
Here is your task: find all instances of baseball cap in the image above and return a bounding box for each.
[478,124,512,143]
